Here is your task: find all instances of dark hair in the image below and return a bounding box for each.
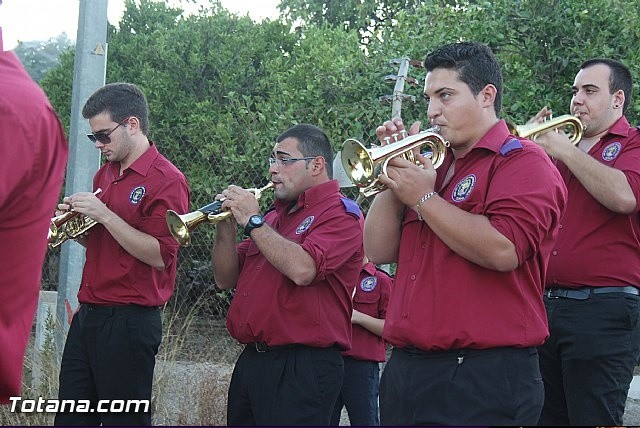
[82,82,150,134]
[276,124,334,179]
[580,58,633,113]
[424,41,503,116]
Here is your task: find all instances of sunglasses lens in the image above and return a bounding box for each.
[87,133,109,144]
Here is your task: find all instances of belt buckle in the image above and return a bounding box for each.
[545,289,557,299]
[255,342,267,353]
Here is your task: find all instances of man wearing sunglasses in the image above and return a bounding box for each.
[53,82,190,426]
[212,124,364,425]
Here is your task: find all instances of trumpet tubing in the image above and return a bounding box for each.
[166,182,275,246]
[341,127,449,197]
[48,212,98,249]
[509,114,584,145]
[47,188,102,249]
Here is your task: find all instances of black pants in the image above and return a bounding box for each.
[330,357,380,426]
[380,346,544,426]
[227,343,344,425]
[538,292,640,425]
[54,304,162,426]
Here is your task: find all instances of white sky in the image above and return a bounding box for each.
[0,0,280,50]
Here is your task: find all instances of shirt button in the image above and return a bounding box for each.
[552,251,558,256]
[410,274,416,280]
[559,224,563,229]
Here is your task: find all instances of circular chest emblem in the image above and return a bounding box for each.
[296,216,315,234]
[602,142,622,161]
[360,276,377,292]
[452,174,476,202]
[129,186,146,204]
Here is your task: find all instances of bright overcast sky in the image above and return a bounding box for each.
[0,0,280,50]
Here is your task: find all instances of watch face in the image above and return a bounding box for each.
[250,215,263,227]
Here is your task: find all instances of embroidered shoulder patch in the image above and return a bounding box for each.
[129,186,146,204]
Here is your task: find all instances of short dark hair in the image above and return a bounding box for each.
[424,41,503,116]
[276,124,334,179]
[82,82,150,134]
[580,58,633,113]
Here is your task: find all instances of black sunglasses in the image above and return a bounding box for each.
[86,117,130,144]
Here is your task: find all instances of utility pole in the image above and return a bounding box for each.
[53,0,109,358]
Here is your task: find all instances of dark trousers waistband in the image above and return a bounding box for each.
[81,303,160,315]
[399,345,536,360]
[247,342,341,353]
[545,285,639,300]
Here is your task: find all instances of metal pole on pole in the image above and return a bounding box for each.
[54,0,109,358]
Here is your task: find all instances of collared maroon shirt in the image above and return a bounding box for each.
[383,120,567,351]
[226,180,364,350]
[77,143,189,306]
[343,262,391,362]
[547,116,640,288]
[0,50,68,402]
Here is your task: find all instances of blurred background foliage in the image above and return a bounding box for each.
[16,0,640,322]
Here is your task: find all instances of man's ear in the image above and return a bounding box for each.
[613,89,625,110]
[480,84,497,107]
[311,156,325,176]
[127,116,140,133]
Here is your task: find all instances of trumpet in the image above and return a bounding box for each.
[508,114,584,145]
[340,126,449,197]
[47,188,102,249]
[166,182,274,246]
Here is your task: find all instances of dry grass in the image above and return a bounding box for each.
[0,297,242,426]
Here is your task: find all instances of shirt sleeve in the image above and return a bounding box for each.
[299,207,363,283]
[486,148,567,264]
[139,175,190,267]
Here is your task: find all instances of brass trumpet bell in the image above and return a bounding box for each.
[166,201,227,246]
[341,127,449,197]
[508,114,584,145]
[166,182,274,246]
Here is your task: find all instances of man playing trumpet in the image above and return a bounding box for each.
[531,59,640,426]
[364,41,567,425]
[54,83,189,426]
[212,124,364,425]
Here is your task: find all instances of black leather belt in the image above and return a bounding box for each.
[250,342,301,353]
[82,304,160,315]
[545,286,639,300]
[248,342,341,353]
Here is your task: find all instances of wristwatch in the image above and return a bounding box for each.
[244,214,265,237]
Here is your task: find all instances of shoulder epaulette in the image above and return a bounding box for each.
[340,197,361,219]
[500,137,523,157]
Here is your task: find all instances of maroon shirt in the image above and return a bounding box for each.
[77,143,189,306]
[0,50,68,402]
[547,117,640,288]
[343,262,391,362]
[226,180,364,350]
[383,120,567,351]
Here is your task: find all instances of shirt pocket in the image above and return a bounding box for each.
[353,286,381,316]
